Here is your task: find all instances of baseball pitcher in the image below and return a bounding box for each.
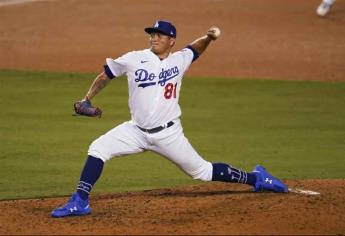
[52,20,288,218]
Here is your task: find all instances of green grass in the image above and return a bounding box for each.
[0,69,344,200]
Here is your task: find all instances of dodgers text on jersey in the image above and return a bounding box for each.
[134,66,179,88]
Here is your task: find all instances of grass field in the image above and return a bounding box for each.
[0,69,344,200]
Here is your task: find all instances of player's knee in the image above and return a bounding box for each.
[190,161,213,182]
[88,139,110,163]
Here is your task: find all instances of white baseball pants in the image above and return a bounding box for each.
[88,120,213,181]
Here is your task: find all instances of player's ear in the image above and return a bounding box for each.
[170,38,176,47]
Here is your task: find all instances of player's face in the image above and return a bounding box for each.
[149,32,175,56]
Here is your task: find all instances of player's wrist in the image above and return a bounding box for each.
[206,34,215,41]
[83,95,91,101]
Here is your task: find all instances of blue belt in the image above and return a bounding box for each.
[137,121,174,134]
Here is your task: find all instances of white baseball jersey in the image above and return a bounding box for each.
[106,47,196,129]
[88,46,213,182]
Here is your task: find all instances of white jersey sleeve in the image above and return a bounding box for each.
[176,46,199,73]
[105,52,134,78]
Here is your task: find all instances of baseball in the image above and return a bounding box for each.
[208,26,221,40]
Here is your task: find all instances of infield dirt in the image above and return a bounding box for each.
[0,0,344,81]
[0,0,344,235]
[0,180,344,235]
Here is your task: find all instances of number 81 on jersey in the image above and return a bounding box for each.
[164,82,177,99]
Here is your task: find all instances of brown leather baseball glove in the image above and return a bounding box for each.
[73,99,102,118]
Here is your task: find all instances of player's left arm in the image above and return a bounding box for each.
[73,72,111,118]
[84,72,111,101]
[189,26,221,56]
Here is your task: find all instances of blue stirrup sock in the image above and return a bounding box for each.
[212,163,256,186]
[76,155,104,200]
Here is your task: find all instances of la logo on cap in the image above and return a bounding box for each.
[144,20,177,38]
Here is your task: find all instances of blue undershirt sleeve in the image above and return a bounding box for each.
[186,45,200,62]
[103,64,116,79]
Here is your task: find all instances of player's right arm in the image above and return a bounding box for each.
[178,27,220,73]
[189,26,220,56]
[83,72,111,101]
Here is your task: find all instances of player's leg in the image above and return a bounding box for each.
[317,0,336,16]
[149,121,287,192]
[148,122,254,184]
[77,121,147,198]
[51,121,147,217]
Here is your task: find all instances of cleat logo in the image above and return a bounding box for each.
[69,206,78,213]
[265,178,273,184]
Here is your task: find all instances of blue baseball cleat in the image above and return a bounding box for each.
[51,193,91,218]
[252,165,288,193]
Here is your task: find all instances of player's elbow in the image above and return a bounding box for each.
[99,72,111,81]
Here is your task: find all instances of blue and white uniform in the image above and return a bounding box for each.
[51,21,288,219]
[88,47,213,181]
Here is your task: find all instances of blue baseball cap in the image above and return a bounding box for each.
[144,20,177,38]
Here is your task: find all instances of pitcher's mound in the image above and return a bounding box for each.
[0,179,344,235]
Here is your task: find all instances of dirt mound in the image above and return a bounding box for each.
[0,179,344,235]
